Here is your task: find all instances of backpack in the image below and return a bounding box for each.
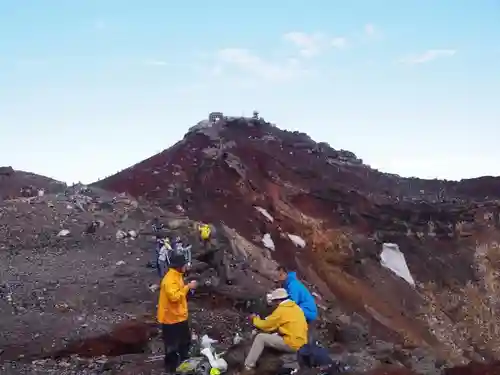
[298,342,333,368]
[297,343,351,373]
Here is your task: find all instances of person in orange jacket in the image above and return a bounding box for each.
[157,253,198,372]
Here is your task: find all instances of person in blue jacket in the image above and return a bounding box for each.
[277,266,318,322]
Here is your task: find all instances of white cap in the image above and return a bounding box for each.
[268,288,289,301]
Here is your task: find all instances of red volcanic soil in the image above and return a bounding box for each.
[94,117,500,367]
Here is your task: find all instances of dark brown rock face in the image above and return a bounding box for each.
[95,118,500,368]
[4,118,499,374]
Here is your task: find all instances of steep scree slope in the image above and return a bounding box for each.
[95,117,500,366]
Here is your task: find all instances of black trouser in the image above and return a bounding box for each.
[307,319,317,344]
[161,320,191,372]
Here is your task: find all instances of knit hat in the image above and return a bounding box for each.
[268,288,289,301]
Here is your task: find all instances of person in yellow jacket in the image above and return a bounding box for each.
[241,288,308,374]
[157,253,198,372]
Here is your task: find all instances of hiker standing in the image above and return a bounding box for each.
[241,288,308,374]
[157,253,198,372]
[152,218,165,272]
[157,237,171,278]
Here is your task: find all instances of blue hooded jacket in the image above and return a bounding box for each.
[284,272,318,321]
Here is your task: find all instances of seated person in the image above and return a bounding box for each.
[241,288,308,375]
[277,266,318,344]
[199,223,211,247]
[277,266,318,323]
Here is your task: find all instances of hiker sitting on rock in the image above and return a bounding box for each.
[241,288,308,375]
[277,266,317,323]
[198,223,211,247]
[277,266,318,343]
[157,253,198,372]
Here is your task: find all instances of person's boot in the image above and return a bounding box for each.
[164,351,178,374]
[238,367,256,375]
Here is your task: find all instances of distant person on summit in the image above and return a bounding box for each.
[277,266,318,323]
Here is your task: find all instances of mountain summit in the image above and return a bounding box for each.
[95,114,500,365]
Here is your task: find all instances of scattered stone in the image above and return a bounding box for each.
[2,117,500,375]
[57,229,70,237]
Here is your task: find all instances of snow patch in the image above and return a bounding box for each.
[287,233,306,248]
[380,243,415,286]
[262,233,275,251]
[255,206,274,222]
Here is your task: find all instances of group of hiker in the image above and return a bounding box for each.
[152,220,211,279]
[242,266,318,374]
[154,219,326,374]
[155,235,192,278]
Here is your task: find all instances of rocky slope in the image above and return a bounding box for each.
[0,182,416,375]
[2,117,500,374]
[92,116,500,371]
[0,167,66,200]
[0,185,273,374]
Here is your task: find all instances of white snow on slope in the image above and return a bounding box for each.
[262,233,275,251]
[380,243,415,286]
[254,206,274,222]
[287,233,306,248]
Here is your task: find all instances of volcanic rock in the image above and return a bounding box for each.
[95,116,500,369]
[2,116,500,374]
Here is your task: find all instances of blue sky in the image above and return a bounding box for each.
[1,1,499,184]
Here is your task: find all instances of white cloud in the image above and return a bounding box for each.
[215,48,310,82]
[373,155,499,180]
[398,49,457,65]
[284,32,324,57]
[143,59,168,66]
[364,23,376,36]
[283,31,347,57]
[331,37,347,49]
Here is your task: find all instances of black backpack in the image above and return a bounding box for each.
[297,342,351,373]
